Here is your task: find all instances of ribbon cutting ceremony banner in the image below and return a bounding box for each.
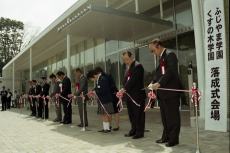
[204,0,228,132]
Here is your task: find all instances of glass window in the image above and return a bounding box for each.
[78,42,85,71]
[106,40,118,55]
[95,38,105,71]
[118,41,134,49]
[84,39,94,73]
[47,60,52,75]
[162,31,197,110]
[175,0,193,27]
[177,31,197,109]
[106,54,119,88]
[63,58,67,70]
[51,56,57,73]
[57,60,62,71]
[138,47,156,87]
[70,46,77,69]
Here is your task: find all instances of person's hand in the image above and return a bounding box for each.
[148,83,154,90]
[119,88,126,93]
[73,96,77,100]
[87,90,95,98]
[148,83,160,90]
[67,94,73,98]
[55,93,59,99]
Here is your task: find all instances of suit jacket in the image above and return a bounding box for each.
[76,75,88,96]
[123,61,146,103]
[41,83,50,96]
[95,73,113,104]
[7,92,12,101]
[1,90,8,100]
[106,74,119,104]
[31,84,41,102]
[28,87,33,101]
[153,49,182,99]
[50,81,61,96]
[60,76,72,98]
[36,85,42,95]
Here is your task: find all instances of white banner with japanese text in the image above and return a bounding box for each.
[204,0,228,132]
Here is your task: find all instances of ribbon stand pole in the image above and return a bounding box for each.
[20,96,22,115]
[43,97,46,120]
[193,82,201,153]
[81,92,87,132]
[36,97,38,118]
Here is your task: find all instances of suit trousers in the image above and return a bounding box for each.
[159,97,181,144]
[62,101,72,123]
[126,98,145,136]
[77,98,88,125]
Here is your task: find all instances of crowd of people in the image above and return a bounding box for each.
[0,86,21,111]
[0,39,182,147]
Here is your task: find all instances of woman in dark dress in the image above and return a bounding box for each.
[87,69,115,133]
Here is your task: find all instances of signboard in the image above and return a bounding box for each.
[204,0,228,132]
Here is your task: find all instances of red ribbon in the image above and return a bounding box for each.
[191,87,201,107]
[55,96,60,108]
[86,91,110,116]
[116,91,124,112]
[87,90,95,98]
[144,90,157,112]
[124,92,141,107]
[55,94,72,107]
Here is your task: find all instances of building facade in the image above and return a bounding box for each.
[2,0,229,132]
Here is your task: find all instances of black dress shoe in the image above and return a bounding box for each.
[63,122,72,124]
[132,135,144,139]
[98,129,105,132]
[165,142,179,147]
[78,124,88,127]
[124,133,135,137]
[103,129,111,133]
[156,139,168,143]
[53,119,60,122]
[113,127,119,131]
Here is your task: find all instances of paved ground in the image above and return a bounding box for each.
[0,105,229,153]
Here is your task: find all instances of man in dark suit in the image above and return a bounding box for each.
[7,89,12,109]
[56,71,72,124]
[28,81,34,115]
[30,81,36,116]
[75,68,88,127]
[40,77,50,119]
[1,86,8,111]
[49,74,62,122]
[34,80,42,117]
[148,39,181,147]
[121,51,146,139]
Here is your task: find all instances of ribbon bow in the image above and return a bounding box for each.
[87,90,95,98]
[116,91,124,112]
[191,87,201,107]
[144,90,157,112]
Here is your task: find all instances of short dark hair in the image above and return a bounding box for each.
[41,76,47,80]
[94,67,104,74]
[56,71,65,76]
[86,70,97,80]
[32,80,37,83]
[49,73,56,79]
[122,51,132,57]
[75,68,83,73]
[149,38,163,46]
